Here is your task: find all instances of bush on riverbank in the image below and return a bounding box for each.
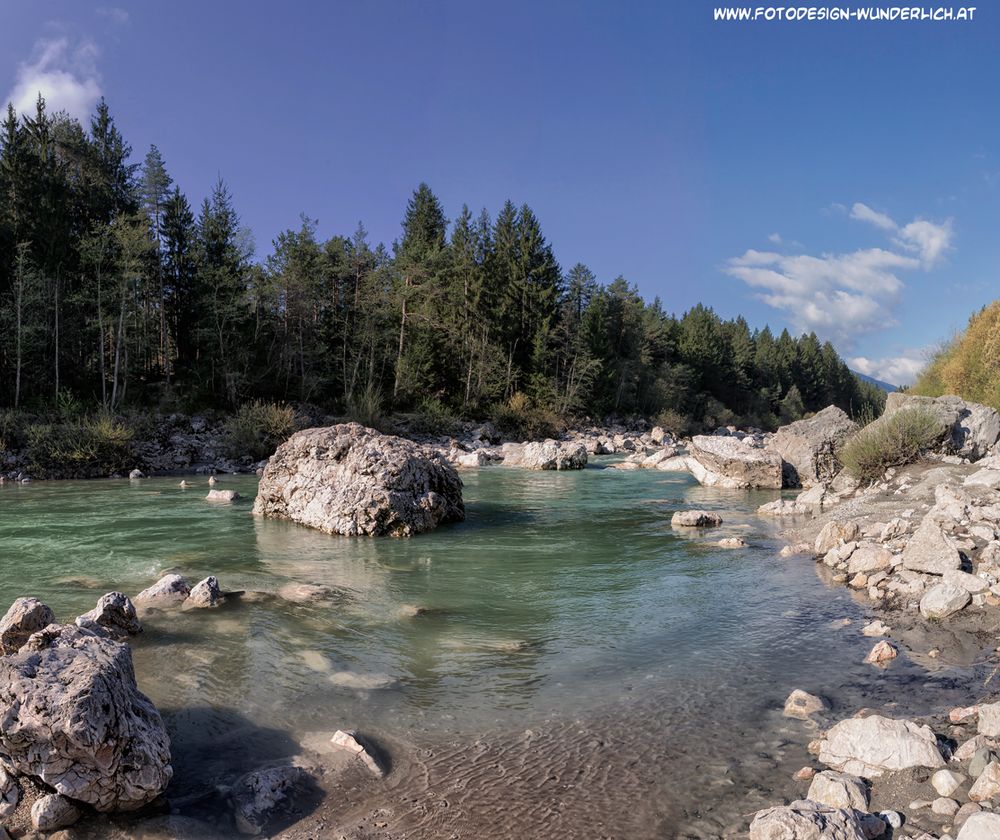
[839,407,940,484]
[490,392,564,441]
[225,401,298,460]
[25,415,135,479]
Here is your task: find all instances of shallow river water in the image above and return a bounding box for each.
[0,463,987,838]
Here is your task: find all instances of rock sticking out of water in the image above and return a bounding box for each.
[0,620,172,811]
[135,573,191,606]
[0,596,55,654]
[206,488,241,503]
[671,510,723,528]
[253,423,465,537]
[330,730,387,778]
[186,576,224,608]
[783,689,827,721]
[75,591,142,639]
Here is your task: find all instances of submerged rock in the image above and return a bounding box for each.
[252,423,465,537]
[0,623,172,811]
[0,596,56,654]
[768,406,859,488]
[231,764,309,836]
[818,715,945,777]
[687,436,783,490]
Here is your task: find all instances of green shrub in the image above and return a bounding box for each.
[344,382,384,430]
[654,408,691,437]
[490,392,564,440]
[839,407,940,484]
[26,414,135,478]
[225,401,297,460]
[409,398,459,436]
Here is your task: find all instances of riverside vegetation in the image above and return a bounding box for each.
[0,95,883,466]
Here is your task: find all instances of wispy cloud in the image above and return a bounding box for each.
[851,202,953,265]
[850,352,928,387]
[96,7,130,25]
[725,203,953,347]
[5,37,102,123]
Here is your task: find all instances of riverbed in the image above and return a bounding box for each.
[0,464,989,837]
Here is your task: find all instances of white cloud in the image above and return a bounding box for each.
[726,247,917,343]
[850,353,928,387]
[850,201,953,266]
[896,218,953,265]
[6,38,102,123]
[727,201,954,348]
[850,202,896,232]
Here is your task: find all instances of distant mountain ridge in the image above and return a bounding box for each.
[853,371,898,393]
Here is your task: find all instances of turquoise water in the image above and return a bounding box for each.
[0,464,982,837]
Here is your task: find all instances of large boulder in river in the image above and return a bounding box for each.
[520,440,588,471]
[0,622,172,811]
[767,406,859,487]
[818,715,945,777]
[253,423,465,537]
[871,393,1000,461]
[688,436,783,490]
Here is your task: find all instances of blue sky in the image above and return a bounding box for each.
[2,1,997,384]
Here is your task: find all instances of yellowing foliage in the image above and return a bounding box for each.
[912,302,1000,410]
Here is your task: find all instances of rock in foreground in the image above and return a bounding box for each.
[0,622,172,811]
[749,800,872,840]
[253,423,464,537]
[687,436,783,490]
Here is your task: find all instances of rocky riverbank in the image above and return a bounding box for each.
[733,394,1000,839]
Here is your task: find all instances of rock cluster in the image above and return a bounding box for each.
[0,600,172,816]
[253,423,465,537]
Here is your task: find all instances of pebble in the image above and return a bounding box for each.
[932,797,960,816]
[792,766,815,781]
[878,810,903,829]
[932,769,966,797]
